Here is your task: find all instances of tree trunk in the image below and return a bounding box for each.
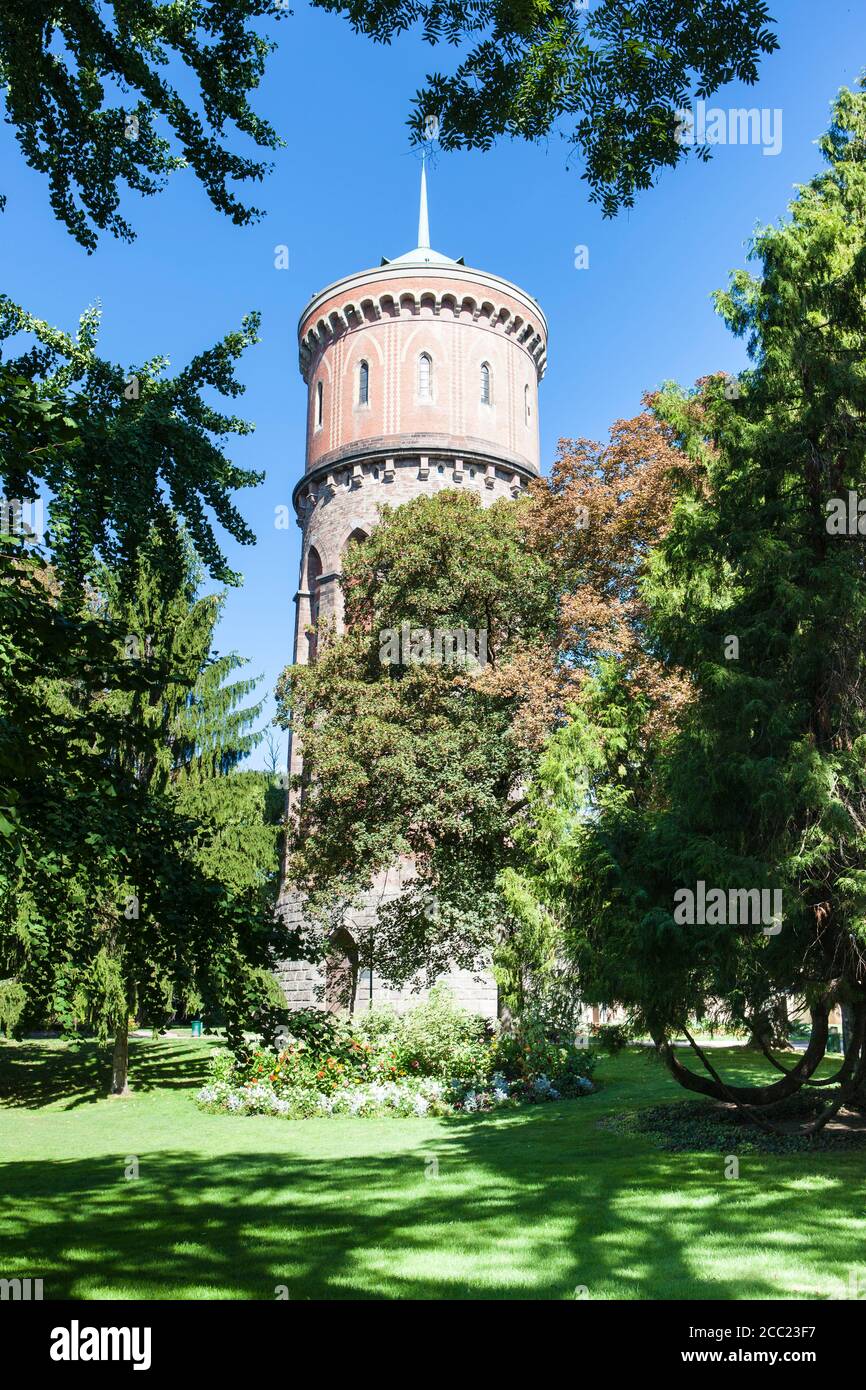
[110,1018,130,1096]
[498,996,515,1036]
[745,996,789,1050]
[654,995,833,1106]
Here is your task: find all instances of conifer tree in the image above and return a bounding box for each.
[83,531,282,1092]
[0,308,288,1091]
[522,83,866,1132]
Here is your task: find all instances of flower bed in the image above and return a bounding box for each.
[195,988,597,1120]
[197,1073,509,1119]
[195,1069,595,1120]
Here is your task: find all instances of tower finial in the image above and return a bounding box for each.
[418,155,430,250]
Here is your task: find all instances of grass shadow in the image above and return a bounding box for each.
[1,1041,862,1299]
[0,1039,214,1111]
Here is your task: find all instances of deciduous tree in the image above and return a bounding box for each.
[313,0,778,214]
[0,0,284,249]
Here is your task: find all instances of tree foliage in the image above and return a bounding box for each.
[0,295,262,590]
[313,0,778,214]
[517,83,866,1132]
[275,489,558,989]
[522,409,696,738]
[0,305,290,1089]
[0,527,286,1084]
[0,0,285,249]
[275,423,691,1002]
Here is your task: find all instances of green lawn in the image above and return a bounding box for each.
[0,1038,861,1300]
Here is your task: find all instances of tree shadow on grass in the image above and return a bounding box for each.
[0,1101,859,1300]
[438,1103,861,1300]
[1,1042,860,1299]
[0,1040,214,1111]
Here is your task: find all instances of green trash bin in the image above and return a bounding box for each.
[191,1019,203,1038]
[827,1026,842,1054]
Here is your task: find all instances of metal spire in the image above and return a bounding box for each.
[418,155,430,250]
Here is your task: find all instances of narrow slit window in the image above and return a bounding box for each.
[306,546,322,662]
[419,353,432,399]
[316,380,323,428]
[480,362,491,405]
[359,360,369,405]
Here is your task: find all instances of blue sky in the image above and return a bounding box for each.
[1,1,863,766]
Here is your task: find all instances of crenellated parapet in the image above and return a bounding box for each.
[298,279,548,385]
[293,448,532,543]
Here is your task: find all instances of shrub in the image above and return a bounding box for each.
[0,978,26,1037]
[591,1022,632,1056]
[354,1004,401,1043]
[274,1008,351,1055]
[491,1015,597,1097]
[391,986,492,1084]
[236,1032,401,1097]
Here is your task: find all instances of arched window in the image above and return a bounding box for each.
[316,380,323,428]
[344,527,369,553]
[418,353,432,400]
[524,383,531,425]
[358,360,369,405]
[480,362,491,405]
[306,546,322,662]
[342,529,369,613]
